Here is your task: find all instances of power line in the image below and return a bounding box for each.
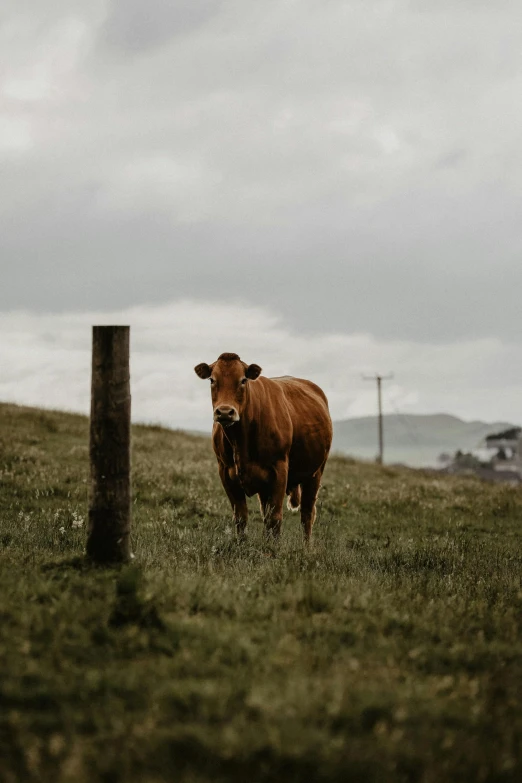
[362,373,394,464]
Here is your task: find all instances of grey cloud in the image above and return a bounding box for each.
[4,189,522,344]
[2,0,522,346]
[102,0,224,52]
[435,149,467,170]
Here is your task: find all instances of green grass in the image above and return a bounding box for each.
[1,402,521,783]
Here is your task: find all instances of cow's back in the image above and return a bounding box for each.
[269,376,332,482]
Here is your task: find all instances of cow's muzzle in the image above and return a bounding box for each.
[213,406,240,426]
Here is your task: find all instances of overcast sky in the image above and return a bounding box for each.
[1,0,521,428]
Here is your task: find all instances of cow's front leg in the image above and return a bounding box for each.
[218,463,248,537]
[259,460,288,539]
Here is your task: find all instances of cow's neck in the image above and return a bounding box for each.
[224,417,248,467]
[223,393,257,472]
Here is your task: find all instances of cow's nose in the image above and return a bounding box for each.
[214,406,235,419]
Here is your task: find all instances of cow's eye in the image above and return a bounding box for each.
[241,378,248,385]
[210,378,215,385]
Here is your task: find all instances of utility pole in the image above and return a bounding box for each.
[362,373,394,465]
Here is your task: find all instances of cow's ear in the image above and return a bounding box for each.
[194,362,211,379]
[245,363,262,380]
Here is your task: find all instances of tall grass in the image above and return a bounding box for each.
[1,403,521,782]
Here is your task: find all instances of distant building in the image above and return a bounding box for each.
[476,427,522,477]
[484,427,521,455]
[445,426,521,483]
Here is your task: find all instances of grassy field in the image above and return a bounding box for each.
[1,402,521,783]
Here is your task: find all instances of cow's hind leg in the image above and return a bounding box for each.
[219,464,248,537]
[300,470,323,543]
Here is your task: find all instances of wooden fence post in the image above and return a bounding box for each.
[87,326,132,563]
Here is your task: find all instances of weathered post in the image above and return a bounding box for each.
[87,326,132,563]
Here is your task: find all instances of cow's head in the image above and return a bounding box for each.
[194,352,262,427]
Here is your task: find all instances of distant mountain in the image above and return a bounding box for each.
[332,414,518,468]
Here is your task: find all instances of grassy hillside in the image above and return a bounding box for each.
[1,402,522,783]
[333,413,517,467]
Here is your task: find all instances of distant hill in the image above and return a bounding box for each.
[332,413,518,467]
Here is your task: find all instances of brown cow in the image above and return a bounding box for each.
[194,352,332,541]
